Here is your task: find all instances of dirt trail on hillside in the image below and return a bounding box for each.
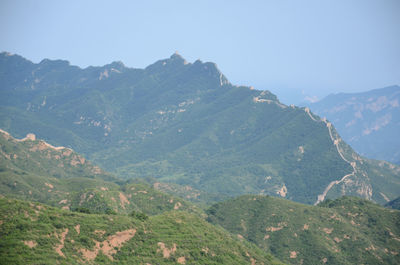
[157,242,177,258]
[119,192,130,209]
[54,228,69,257]
[80,228,136,261]
[24,240,37,248]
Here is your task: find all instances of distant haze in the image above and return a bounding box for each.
[1,0,399,104]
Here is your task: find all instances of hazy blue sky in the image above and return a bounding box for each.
[1,0,399,104]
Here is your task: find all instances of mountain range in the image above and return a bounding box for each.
[0,128,283,264]
[1,51,399,264]
[0,129,398,264]
[305,85,400,164]
[1,52,399,206]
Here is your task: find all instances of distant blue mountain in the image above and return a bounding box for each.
[307,86,400,164]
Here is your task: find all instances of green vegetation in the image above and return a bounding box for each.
[128,210,148,221]
[0,196,283,264]
[67,182,202,216]
[206,195,400,265]
[0,130,202,217]
[0,118,398,264]
[2,52,398,205]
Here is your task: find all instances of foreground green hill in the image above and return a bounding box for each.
[0,129,200,216]
[0,197,282,264]
[1,52,399,205]
[206,195,400,265]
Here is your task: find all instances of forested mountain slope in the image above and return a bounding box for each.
[207,195,400,265]
[1,52,399,205]
[0,197,282,264]
[0,129,200,216]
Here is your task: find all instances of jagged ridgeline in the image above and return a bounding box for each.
[0,130,201,216]
[0,197,283,264]
[1,52,399,205]
[206,195,400,265]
